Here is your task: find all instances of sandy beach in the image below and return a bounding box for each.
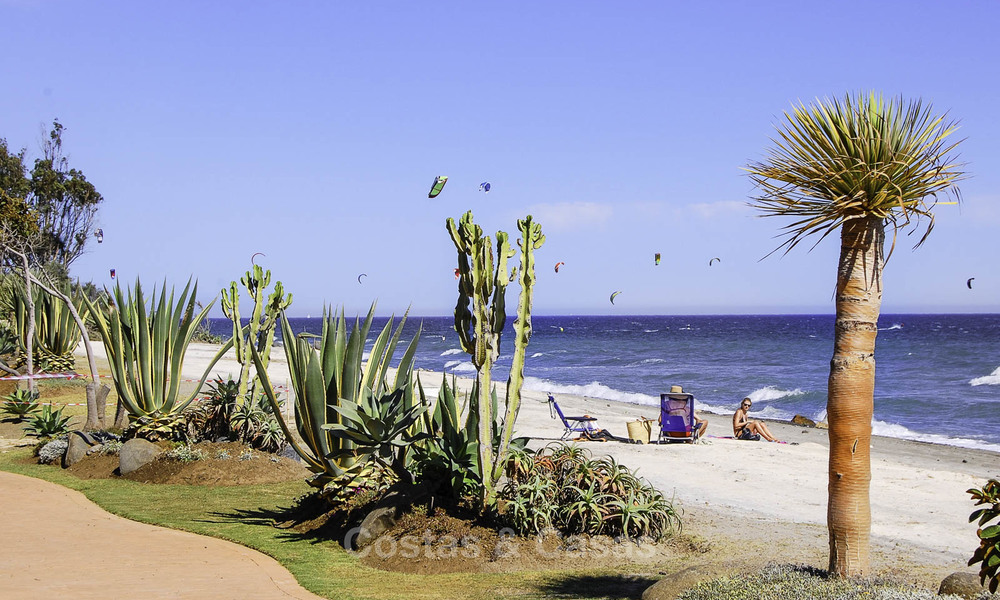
[86,341,999,584]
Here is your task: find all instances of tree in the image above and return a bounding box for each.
[0,139,38,241]
[28,120,103,269]
[745,92,964,577]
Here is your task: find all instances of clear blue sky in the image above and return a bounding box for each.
[3,1,997,317]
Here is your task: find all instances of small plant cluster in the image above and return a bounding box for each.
[23,404,71,440]
[185,378,286,452]
[100,439,124,455]
[166,444,206,463]
[969,478,1000,593]
[498,443,680,540]
[1,388,41,422]
[679,563,971,600]
[37,436,68,464]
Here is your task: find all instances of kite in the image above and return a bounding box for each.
[610,291,622,305]
[709,257,721,266]
[454,268,461,280]
[479,182,491,193]
[110,268,116,279]
[94,228,104,244]
[967,277,975,289]
[358,273,367,284]
[251,252,266,266]
[654,253,661,266]
[554,262,565,273]
[428,176,448,198]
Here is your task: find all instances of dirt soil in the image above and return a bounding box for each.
[65,441,310,485]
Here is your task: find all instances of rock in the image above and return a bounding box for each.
[63,431,98,468]
[354,505,398,549]
[278,444,302,463]
[938,572,988,599]
[118,439,162,474]
[642,562,738,600]
[815,421,829,429]
[791,414,816,427]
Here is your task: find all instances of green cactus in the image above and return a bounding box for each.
[220,264,292,402]
[446,210,543,510]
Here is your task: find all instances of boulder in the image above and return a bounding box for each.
[642,562,737,600]
[791,415,816,427]
[938,572,988,599]
[815,421,829,430]
[354,505,398,549]
[118,439,162,475]
[63,431,98,468]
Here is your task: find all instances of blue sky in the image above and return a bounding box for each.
[3,1,998,317]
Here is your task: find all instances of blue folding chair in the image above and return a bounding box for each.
[548,394,598,440]
[658,392,702,443]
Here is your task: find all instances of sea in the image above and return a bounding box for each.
[203,314,1000,453]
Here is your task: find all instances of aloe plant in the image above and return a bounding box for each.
[22,404,71,439]
[83,279,234,430]
[252,304,420,490]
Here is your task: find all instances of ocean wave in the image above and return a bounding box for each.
[970,366,1000,386]
[440,348,463,357]
[522,376,659,407]
[872,419,1000,453]
[443,360,476,373]
[747,386,806,403]
[643,329,659,333]
[626,358,667,367]
[878,323,903,331]
[531,352,544,358]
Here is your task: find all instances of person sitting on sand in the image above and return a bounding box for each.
[733,397,779,442]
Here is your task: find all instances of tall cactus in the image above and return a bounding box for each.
[446,210,543,510]
[220,264,292,402]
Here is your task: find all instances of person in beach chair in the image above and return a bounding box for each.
[658,385,707,443]
[548,393,602,440]
[732,397,779,442]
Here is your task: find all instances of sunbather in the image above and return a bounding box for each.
[732,397,779,442]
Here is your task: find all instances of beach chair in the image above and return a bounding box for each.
[658,392,701,443]
[548,394,598,440]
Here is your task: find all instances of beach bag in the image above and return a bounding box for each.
[738,428,761,441]
[626,419,652,444]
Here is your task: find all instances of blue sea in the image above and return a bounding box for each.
[204,314,1000,453]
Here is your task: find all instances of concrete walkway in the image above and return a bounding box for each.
[0,471,324,600]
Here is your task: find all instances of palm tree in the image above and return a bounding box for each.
[745,92,965,577]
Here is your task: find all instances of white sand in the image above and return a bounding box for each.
[83,341,999,579]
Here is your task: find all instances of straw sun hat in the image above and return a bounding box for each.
[670,385,684,394]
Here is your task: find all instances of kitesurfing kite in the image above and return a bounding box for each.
[479,182,491,193]
[428,176,448,198]
[454,268,461,280]
[110,268,116,279]
[555,262,565,273]
[967,277,975,289]
[654,253,661,266]
[358,273,367,284]
[709,257,721,266]
[251,252,266,266]
[94,228,104,244]
[610,291,622,305]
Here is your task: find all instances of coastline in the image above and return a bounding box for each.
[87,341,999,584]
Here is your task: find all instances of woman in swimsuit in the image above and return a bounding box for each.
[732,397,779,442]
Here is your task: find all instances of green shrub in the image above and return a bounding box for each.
[498,442,680,540]
[165,444,205,463]
[969,478,1000,593]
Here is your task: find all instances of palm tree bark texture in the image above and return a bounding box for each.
[827,215,883,575]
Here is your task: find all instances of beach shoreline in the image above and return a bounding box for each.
[81,341,999,585]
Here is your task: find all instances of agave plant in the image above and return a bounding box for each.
[252,303,420,491]
[8,281,88,372]
[1,388,41,422]
[23,404,71,439]
[83,279,234,435]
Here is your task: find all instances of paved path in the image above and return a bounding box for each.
[0,471,324,600]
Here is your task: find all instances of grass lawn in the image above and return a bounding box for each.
[0,448,663,600]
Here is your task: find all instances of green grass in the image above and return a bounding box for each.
[0,449,663,600]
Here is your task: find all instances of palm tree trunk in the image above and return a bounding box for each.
[827,215,883,577]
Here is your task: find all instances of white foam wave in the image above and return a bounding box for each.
[626,358,667,367]
[872,419,1000,453]
[643,329,659,333]
[878,323,903,331]
[531,352,544,358]
[970,366,1000,386]
[747,386,805,403]
[440,348,463,357]
[443,360,476,373]
[522,376,659,407]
